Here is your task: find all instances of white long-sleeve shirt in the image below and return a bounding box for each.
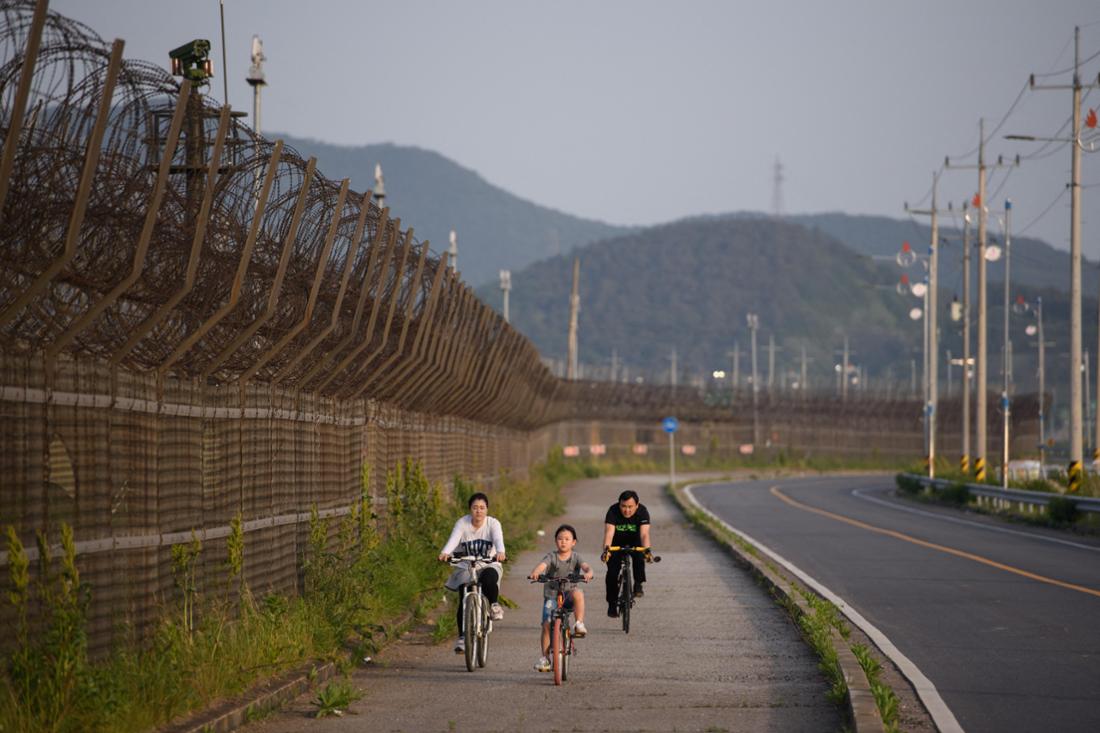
[441,515,505,591]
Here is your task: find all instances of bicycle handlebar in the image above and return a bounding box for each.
[605,546,661,562]
[447,554,499,564]
[531,572,588,585]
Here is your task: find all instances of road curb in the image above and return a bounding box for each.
[156,607,421,733]
[666,481,887,733]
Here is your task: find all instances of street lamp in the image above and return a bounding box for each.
[246,35,267,135]
[747,313,760,446]
[499,269,511,323]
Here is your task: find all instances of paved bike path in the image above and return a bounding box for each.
[251,475,842,732]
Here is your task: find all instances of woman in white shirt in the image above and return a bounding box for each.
[438,492,507,654]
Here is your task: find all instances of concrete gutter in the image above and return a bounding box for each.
[667,480,887,733]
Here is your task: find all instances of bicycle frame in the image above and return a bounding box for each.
[606,546,658,634]
[535,573,583,686]
[451,556,492,672]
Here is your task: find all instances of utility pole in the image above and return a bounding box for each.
[748,313,760,445]
[801,342,808,399]
[976,120,989,483]
[962,205,972,474]
[946,124,1016,481]
[906,173,942,477]
[767,334,776,396]
[946,349,953,398]
[499,269,511,323]
[1037,297,1046,470]
[1017,27,1100,491]
[842,335,850,402]
[1085,349,1092,458]
[1001,200,1013,487]
[669,348,678,387]
[567,257,579,380]
[730,342,740,392]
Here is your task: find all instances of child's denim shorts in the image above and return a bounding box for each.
[541,594,576,624]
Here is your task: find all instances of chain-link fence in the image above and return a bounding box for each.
[0,1,1037,652]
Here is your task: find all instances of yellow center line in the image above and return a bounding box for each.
[769,485,1100,599]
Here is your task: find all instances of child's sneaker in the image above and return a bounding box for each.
[490,603,504,620]
[533,655,551,672]
[454,637,465,654]
[572,620,587,638]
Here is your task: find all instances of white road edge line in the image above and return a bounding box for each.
[683,482,965,733]
[852,487,1100,553]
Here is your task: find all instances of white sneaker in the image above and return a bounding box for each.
[533,655,551,672]
[454,637,465,654]
[572,621,587,638]
[490,603,504,621]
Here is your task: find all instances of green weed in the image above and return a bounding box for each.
[312,678,361,718]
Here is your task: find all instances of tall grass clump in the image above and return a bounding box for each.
[0,454,579,732]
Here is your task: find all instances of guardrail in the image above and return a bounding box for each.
[902,474,1100,515]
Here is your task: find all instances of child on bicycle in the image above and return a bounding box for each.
[527,524,593,673]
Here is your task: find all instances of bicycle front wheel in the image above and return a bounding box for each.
[620,561,633,634]
[476,597,489,668]
[551,617,563,686]
[464,594,478,672]
[561,629,570,682]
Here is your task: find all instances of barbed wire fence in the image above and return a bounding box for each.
[0,0,1035,651]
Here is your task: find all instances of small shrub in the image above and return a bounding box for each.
[582,462,601,478]
[1047,496,1079,525]
[894,473,923,495]
[1017,478,1056,494]
[938,482,971,506]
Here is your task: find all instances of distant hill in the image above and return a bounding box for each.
[476,217,915,386]
[476,215,1096,399]
[273,135,633,287]
[790,212,1096,298]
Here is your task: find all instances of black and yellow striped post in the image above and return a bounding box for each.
[974,457,986,483]
[960,455,969,475]
[1068,460,1083,493]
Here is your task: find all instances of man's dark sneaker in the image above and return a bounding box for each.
[633,583,644,598]
[607,603,619,618]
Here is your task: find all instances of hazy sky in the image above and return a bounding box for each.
[53,1,1100,256]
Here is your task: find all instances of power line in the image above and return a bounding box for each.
[1017,187,1068,236]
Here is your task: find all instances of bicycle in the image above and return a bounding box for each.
[605,546,660,634]
[532,571,586,686]
[449,555,495,672]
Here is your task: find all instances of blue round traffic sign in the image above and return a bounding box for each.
[662,416,679,434]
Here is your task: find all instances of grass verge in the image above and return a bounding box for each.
[0,451,585,733]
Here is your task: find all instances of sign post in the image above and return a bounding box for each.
[662,416,679,489]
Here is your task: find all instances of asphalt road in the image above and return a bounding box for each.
[690,474,1100,733]
[251,474,843,733]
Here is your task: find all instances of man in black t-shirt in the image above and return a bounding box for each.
[601,489,652,617]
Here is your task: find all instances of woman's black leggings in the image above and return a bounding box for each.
[456,567,500,633]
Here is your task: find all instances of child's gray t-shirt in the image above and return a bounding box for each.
[540,551,585,600]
